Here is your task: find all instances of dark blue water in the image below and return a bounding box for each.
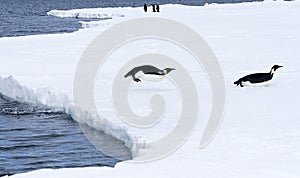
[0,0,262,37]
[0,94,132,177]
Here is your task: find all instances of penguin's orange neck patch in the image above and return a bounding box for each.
[271,68,275,74]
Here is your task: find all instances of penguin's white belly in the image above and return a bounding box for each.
[135,71,166,82]
[140,74,166,82]
[242,80,272,87]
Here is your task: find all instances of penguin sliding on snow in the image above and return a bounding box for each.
[124,65,175,82]
[234,65,283,87]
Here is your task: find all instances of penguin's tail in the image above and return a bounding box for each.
[124,71,131,78]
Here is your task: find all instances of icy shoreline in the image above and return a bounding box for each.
[0,76,139,155]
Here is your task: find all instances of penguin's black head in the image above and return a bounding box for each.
[271,65,283,72]
[163,68,175,74]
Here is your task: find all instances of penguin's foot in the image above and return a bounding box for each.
[234,80,243,87]
[134,78,141,82]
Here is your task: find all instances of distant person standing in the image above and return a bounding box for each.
[155,4,160,12]
[151,4,156,12]
[144,4,147,12]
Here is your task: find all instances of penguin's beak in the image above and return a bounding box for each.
[276,65,283,71]
[164,68,175,74]
[169,68,176,73]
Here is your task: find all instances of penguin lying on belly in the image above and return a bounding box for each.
[124,65,175,82]
[234,65,283,87]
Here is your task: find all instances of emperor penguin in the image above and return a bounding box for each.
[151,4,156,12]
[234,65,283,87]
[124,65,175,82]
[156,4,160,12]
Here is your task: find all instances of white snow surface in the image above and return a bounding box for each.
[1,0,300,177]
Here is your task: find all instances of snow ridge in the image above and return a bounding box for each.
[47,9,125,19]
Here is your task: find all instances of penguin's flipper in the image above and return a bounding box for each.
[132,74,141,82]
[132,73,141,82]
[134,78,141,82]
